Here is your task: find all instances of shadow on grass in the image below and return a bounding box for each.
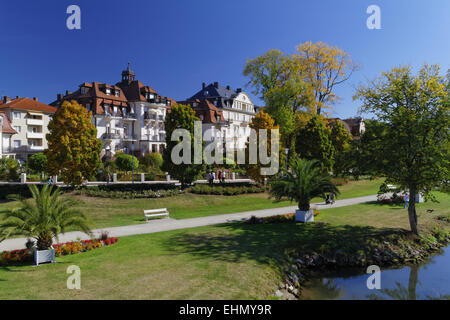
[162,221,408,274]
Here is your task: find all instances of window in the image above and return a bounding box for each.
[13,126,21,132]
[113,106,118,114]
[86,104,91,111]
[115,90,120,97]
[13,140,21,148]
[13,112,20,119]
[81,87,86,94]
[149,93,155,100]
[105,88,111,95]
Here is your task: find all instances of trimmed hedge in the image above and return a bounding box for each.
[188,184,267,196]
[75,187,183,199]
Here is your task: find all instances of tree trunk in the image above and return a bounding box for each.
[408,184,419,235]
[407,265,418,300]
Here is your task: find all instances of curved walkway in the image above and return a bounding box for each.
[0,194,377,251]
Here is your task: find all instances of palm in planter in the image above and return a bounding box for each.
[270,157,339,221]
[0,185,92,250]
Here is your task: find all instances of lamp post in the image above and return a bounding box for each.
[285,148,289,171]
[131,143,134,184]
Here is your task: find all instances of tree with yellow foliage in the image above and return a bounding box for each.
[45,100,102,187]
[245,111,282,183]
[295,41,359,115]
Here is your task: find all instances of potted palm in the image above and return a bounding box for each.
[0,185,93,265]
[270,157,339,222]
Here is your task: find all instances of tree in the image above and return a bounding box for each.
[142,152,163,170]
[0,185,92,250]
[162,104,205,187]
[46,100,103,187]
[295,114,334,172]
[115,153,139,172]
[245,110,281,183]
[329,120,353,176]
[354,64,449,235]
[243,49,310,150]
[28,152,47,178]
[295,41,359,115]
[270,157,340,211]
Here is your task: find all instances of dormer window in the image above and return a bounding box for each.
[145,93,149,99]
[204,91,209,96]
[167,100,171,106]
[193,102,198,107]
[149,93,155,100]
[81,87,86,94]
[115,90,120,97]
[105,88,111,95]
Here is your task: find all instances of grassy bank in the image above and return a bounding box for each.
[0,178,384,229]
[0,191,448,300]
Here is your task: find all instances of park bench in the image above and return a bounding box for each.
[144,208,169,222]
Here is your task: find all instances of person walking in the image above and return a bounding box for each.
[222,170,226,183]
[47,177,53,185]
[106,173,111,186]
[218,171,223,184]
[209,172,214,186]
[404,193,409,209]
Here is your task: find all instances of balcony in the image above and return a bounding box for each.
[122,134,138,141]
[26,118,43,126]
[27,132,44,139]
[141,135,161,142]
[144,113,157,121]
[123,113,137,121]
[103,133,121,140]
[29,145,44,151]
[104,112,121,120]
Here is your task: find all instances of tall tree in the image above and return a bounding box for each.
[245,110,281,183]
[295,115,334,172]
[354,64,449,235]
[46,100,102,187]
[329,120,353,176]
[243,49,310,151]
[162,104,205,187]
[295,41,359,115]
[27,152,47,178]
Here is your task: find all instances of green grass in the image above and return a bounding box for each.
[0,178,384,229]
[0,191,448,300]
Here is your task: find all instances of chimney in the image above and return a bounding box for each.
[236,88,242,93]
[214,82,219,88]
[16,96,20,99]
[57,94,63,101]
[3,96,10,103]
[33,97,38,101]
[202,82,206,89]
[226,85,230,90]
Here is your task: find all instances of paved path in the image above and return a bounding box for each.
[0,194,377,251]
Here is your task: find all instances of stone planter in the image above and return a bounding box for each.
[34,248,56,266]
[295,209,314,223]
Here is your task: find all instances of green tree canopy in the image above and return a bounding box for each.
[115,153,139,172]
[354,64,449,234]
[162,104,205,187]
[28,152,47,175]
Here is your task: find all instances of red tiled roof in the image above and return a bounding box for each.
[179,98,225,124]
[0,112,17,134]
[0,97,57,113]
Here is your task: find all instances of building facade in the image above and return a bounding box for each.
[0,97,56,162]
[51,65,173,159]
[182,82,257,150]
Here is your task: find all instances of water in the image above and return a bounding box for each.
[300,245,450,300]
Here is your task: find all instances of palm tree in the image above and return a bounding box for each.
[270,157,340,211]
[0,185,92,250]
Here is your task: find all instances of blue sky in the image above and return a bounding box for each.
[0,0,449,118]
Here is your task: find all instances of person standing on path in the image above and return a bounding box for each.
[404,193,409,209]
[106,173,111,185]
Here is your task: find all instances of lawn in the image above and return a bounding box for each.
[0,191,448,300]
[0,178,384,229]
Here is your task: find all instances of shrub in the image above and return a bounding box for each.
[142,153,163,170]
[115,153,139,172]
[75,186,183,199]
[188,184,266,196]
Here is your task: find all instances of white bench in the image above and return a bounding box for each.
[144,208,169,222]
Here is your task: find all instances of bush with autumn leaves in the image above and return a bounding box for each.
[0,237,119,266]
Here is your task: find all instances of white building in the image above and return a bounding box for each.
[0,96,56,162]
[183,82,257,150]
[51,65,173,159]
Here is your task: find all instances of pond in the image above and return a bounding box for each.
[300,245,450,300]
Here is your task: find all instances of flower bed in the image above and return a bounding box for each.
[0,237,119,266]
[246,211,320,224]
